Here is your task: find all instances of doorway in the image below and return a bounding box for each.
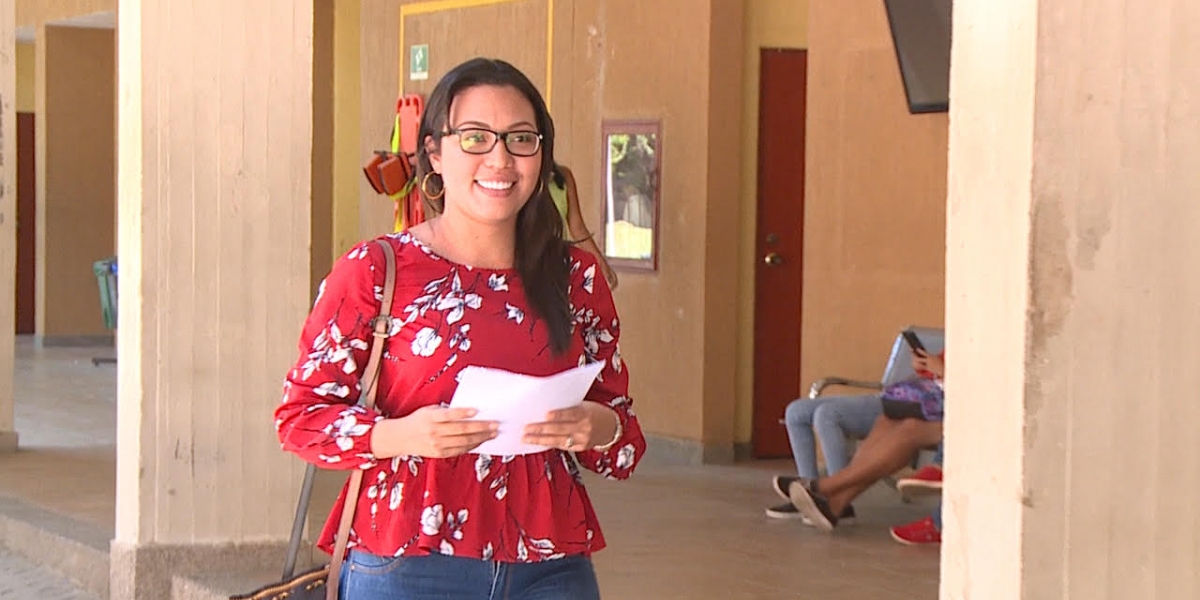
[15,112,36,334]
[752,49,807,458]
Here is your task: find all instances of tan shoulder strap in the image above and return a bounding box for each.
[326,239,397,599]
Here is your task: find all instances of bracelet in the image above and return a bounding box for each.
[591,409,624,451]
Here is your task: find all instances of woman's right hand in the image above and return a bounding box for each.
[370,406,499,459]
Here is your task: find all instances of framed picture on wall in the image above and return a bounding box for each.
[600,119,661,272]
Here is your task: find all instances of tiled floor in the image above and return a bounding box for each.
[1,338,941,599]
[0,549,101,600]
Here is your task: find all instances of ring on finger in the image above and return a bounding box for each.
[564,435,575,449]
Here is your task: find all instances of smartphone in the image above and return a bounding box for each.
[901,329,927,354]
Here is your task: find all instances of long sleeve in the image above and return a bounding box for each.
[274,240,388,470]
[569,253,646,479]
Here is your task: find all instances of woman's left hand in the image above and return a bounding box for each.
[523,402,618,451]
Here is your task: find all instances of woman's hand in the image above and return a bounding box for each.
[370,406,499,459]
[523,402,619,451]
[912,349,945,378]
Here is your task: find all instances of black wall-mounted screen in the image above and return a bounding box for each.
[883,0,953,114]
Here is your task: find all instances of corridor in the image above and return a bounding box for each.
[0,339,940,599]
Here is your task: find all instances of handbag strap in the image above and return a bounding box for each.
[278,239,397,597]
[325,239,397,598]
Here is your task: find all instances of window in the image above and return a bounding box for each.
[600,120,660,272]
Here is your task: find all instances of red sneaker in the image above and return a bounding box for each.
[890,516,941,546]
[897,465,943,499]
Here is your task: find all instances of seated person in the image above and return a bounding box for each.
[766,394,880,521]
[787,349,945,532]
[766,346,945,522]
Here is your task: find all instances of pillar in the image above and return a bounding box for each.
[700,0,744,463]
[35,24,116,345]
[112,0,315,597]
[0,0,18,452]
[944,0,1200,598]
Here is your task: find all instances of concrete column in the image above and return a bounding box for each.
[35,25,116,345]
[944,1,1200,599]
[0,0,18,452]
[112,0,315,597]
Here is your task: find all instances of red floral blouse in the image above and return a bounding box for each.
[275,232,645,563]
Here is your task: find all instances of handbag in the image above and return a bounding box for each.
[880,377,944,421]
[231,238,398,600]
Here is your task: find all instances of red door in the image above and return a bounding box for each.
[15,112,36,334]
[752,49,807,458]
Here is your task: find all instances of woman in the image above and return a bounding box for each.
[549,164,619,289]
[275,58,646,599]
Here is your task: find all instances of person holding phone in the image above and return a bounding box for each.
[766,332,945,522]
[786,343,946,533]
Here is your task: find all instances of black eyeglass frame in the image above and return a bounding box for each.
[441,127,544,157]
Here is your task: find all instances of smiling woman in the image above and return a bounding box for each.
[274,58,646,600]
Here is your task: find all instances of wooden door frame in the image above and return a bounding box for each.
[15,112,36,334]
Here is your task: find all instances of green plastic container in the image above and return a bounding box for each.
[92,257,118,330]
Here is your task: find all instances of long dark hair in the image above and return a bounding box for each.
[415,58,572,355]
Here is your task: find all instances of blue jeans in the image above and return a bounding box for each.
[340,550,601,600]
[931,441,944,530]
[783,394,881,479]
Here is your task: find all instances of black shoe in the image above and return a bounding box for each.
[772,475,804,501]
[764,502,804,519]
[839,504,857,522]
[788,480,840,532]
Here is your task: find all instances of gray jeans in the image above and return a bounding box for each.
[783,394,881,479]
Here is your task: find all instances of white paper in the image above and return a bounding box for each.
[448,360,606,456]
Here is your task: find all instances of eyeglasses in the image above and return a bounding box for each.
[443,127,543,157]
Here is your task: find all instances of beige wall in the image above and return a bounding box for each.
[733,0,808,444]
[36,25,116,338]
[358,0,745,451]
[311,1,334,299]
[358,1,402,240]
[699,0,745,451]
[331,0,362,260]
[800,0,947,395]
[16,42,33,113]
[16,0,114,28]
[945,0,1200,597]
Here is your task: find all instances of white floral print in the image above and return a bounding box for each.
[505,303,525,324]
[420,505,444,535]
[412,327,443,356]
[275,239,646,564]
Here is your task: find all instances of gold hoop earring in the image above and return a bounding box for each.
[421,172,445,200]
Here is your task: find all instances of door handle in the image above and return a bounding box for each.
[763,252,784,267]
